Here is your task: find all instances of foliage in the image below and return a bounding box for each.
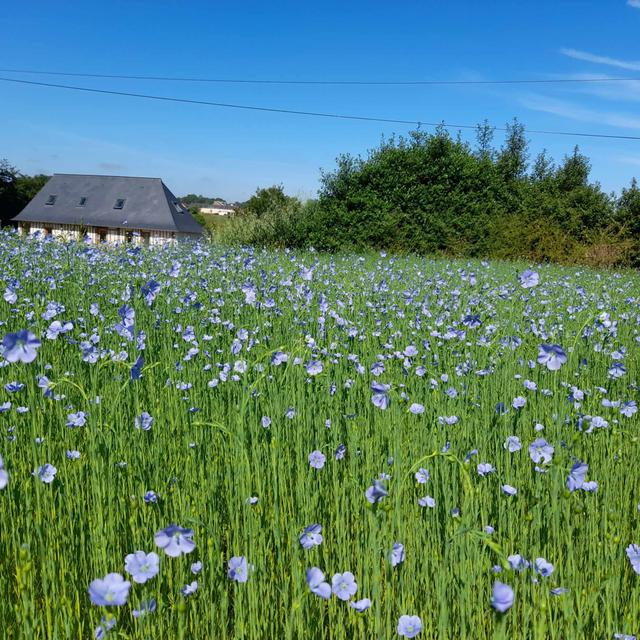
[180,194,226,206]
[240,185,299,218]
[0,160,49,226]
[224,125,639,267]
[616,178,640,266]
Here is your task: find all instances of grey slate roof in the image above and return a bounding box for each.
[12,174,204,235]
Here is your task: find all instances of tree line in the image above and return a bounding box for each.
[0,160,49,227]
[224,121,640,267]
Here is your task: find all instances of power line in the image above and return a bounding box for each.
[0,67,639,86]
[1,76,640,141]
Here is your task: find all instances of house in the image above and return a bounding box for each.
[12,174,204,246]
[199,205,234,216]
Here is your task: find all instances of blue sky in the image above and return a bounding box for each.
[2,0,640,201]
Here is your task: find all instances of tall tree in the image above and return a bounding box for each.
[0,159,19,226]
[496,119,528,181]
[242,185,298,218]
[475,120,495,160]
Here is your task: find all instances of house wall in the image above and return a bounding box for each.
[199,206,233,216]
[20,222,79,241]
[17,222,185,246]
[150,230,176,246]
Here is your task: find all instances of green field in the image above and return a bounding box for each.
[0,231,638,639]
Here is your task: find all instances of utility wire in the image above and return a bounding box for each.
[0,67,639,85]
[2,76,640,141]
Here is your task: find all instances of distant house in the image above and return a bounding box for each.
[13,174,204,245]
[199,205,234,216]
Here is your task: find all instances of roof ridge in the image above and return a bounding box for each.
[53,173,162,181]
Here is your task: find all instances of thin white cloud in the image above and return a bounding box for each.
[560,48,640,71]
[628,0,640,8]
[521,94,640,130]
[562,73,640,102]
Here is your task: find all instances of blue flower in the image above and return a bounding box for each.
[477,463,495,477]
[33,463,57,484]
[154,525,196,557]
[144,490,158,504]
[299,524,323,549]
[305,360,323,376]
[397,615,422,637]
[131,355,144,381]
[124,551,159,584]
[350,598,372,612]
[463,314,481,329]
[88,573,131,606]
[308,450,326,469]
[608,362,626,379]
[331,572,357,601]
[626,544,640,575]
[3,286,17,304]
[46,320,73,340]
[503,436,522,452]
[418,495,436,508]
[271,351,288,366]
[566,461,589,492]
[0,456,8,490]
[512,396,526,409]
[519,269,539,288]
[415,468,430,484]
[134,412,153,431]
[365,479,388,504]
[491,581,514,612]
[141,280,161,305]
[228,556,249,582]
[306,567,331,598]
[66,411,87,428]
[537,344,567,371]
[620,401,637,418]
[371,382,390,410]
[181,581,198,597]
[389,542,405,567]
[534,557,554,577]
[529,438,554,465]
[1,330,41,364]
[507,554,529,572]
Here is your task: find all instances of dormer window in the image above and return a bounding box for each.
[173,201,183,213]
[78,197,88,207]
[45,195,57,205]
[114,198,126,210]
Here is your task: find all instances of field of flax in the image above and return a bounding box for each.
[0,230,639,640]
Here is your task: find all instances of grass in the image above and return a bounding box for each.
[0,231,638,639]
